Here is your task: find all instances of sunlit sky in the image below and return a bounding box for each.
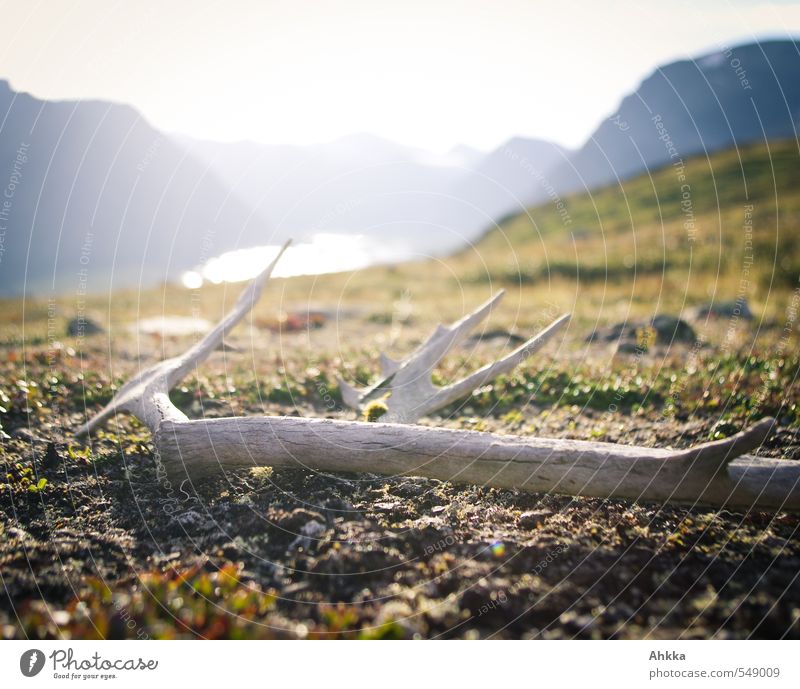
[1,0,799,152]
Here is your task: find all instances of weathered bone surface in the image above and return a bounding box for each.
[76,241,800,512]
[337,291,570,422]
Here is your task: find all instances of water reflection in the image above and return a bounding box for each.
[181,233,412,288]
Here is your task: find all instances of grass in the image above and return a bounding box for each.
[3,140,798,429]
[1,139,799,639]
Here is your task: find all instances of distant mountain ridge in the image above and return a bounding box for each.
[445,137,568,237]
[536,39,800,202]
[1,38,798,295]
[0,79,270,295]
[174,132,554,257]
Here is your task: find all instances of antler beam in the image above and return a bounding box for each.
[77,242,800,512]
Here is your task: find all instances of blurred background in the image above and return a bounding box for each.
[1,0,798,296]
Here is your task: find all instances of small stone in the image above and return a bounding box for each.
[587,315,695,348]
[288,520,326,552]
[616,341,640,354]
[51,610,70,626]
[10,427,43,443]
[691,299,753,321]
[67,317,103,337]
[519,509,553,529]
[278,508,326,531]
[174,510,205,528]
[42,442,62,468]
[651,315,696,343]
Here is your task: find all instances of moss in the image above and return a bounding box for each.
[363,399,389,422]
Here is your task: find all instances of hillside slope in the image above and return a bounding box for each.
[0,81,268,295]
[538,39,800,202]
[470,138,800,312]
[176,133,568,256]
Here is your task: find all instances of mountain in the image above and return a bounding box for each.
[0,71,563,296]
[447,144,485,168]
[0,81,268,295]
[444,137,568,237]
[178,133,568,258]
[180,39,800,264]
[472,138,800,293]
[176,133,464,255]
[537,39,800,200]
[3,38,796,296]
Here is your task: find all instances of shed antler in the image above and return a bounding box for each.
[77,242,800,512]
[337,291,570,423]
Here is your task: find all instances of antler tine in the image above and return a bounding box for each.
[338,290,505,411]
[167,239,292,386]
[379,353,401,377]
[428,312,571,412]
[337,378,363,409]
[76,239,292,437]
[338,294,571,423]
[407,289,505,366]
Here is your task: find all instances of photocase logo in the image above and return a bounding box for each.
[20,649,45,677]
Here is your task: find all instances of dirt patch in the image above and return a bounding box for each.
[1,326,799,639]
[2,415,799,639]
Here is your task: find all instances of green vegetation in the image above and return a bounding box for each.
[363,399,389,422]
[473,140,800,292]
[1,140,799,640]
[3,462,47,494]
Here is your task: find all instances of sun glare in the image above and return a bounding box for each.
[180,233,411,288]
